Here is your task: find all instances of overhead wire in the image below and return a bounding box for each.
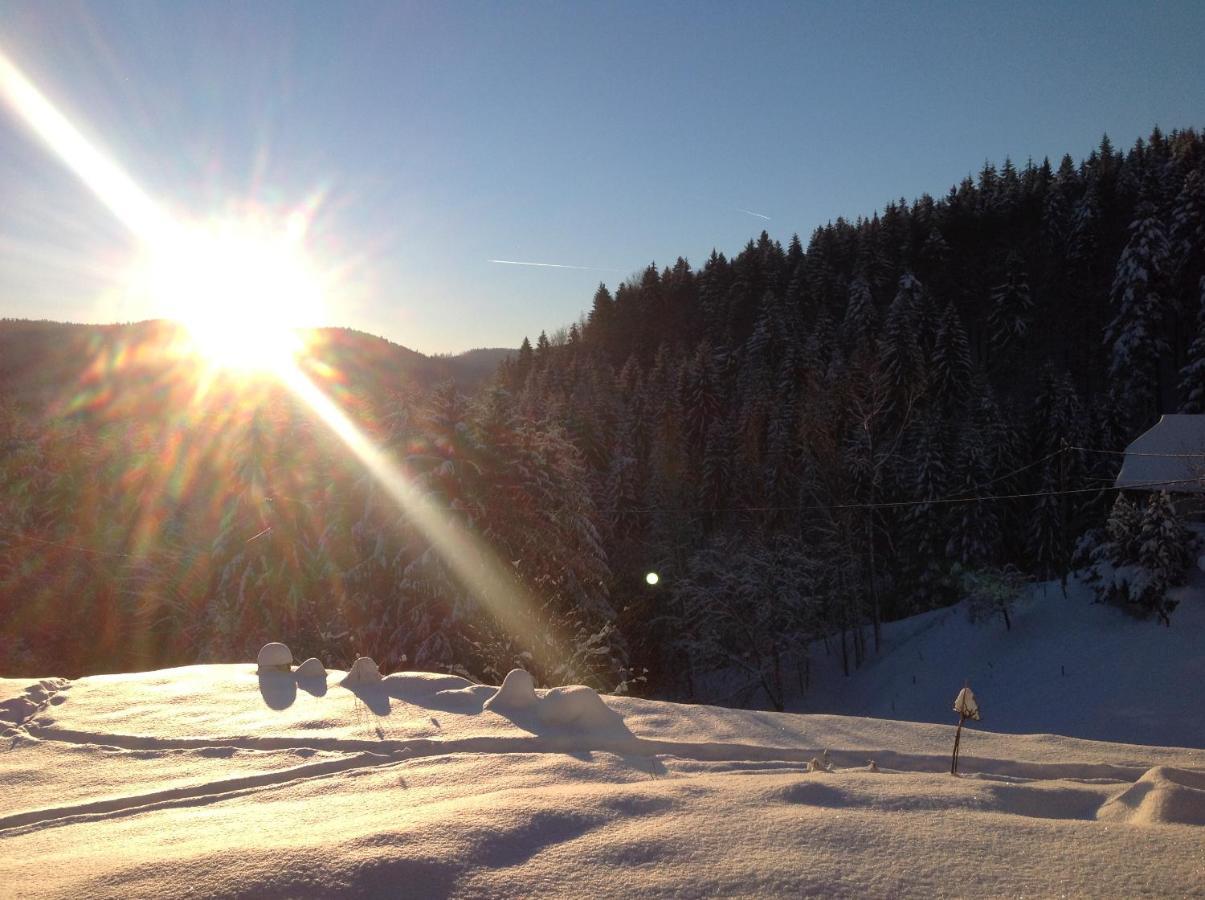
[0,442,1199,556]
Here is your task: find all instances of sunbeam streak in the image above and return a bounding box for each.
[0,47,551,668]
[279,363,552,667]
[0,48,166,239]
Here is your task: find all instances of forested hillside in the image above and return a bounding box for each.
[2,129,1203,705]
[496,128,1205,704]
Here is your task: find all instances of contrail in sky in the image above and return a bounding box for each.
[735,207,771,220]
[488,259,621,272]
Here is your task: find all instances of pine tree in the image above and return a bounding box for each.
[585,283,616,352]
[946,388,1005,568]
[842,274,877,351]
[879,273,927,392]
[931,300,973,411]
[904,415,952,609]
[682,340,723,456]
[989,253,1034,350]
[1178,278,1205,412]
[1104,493,1142,563]
[1105,199,1172,424]
[1134,491,1192,625]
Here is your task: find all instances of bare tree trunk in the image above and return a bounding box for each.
[840,621,849,677]
[868,511,881,654]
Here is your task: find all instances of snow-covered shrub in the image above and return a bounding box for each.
[668,533,823,711]
[1082,492,1198,625]
[1106,494,1143,561]
[960,565,1026,631]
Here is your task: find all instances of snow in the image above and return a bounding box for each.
[341,656,381,685]
[294,657,327,679]
[3,642,1205,897]
[255,642,293,672]
[537,685,620,729]
[483,667,537,711]
[796,571,1205,749]
[1114,413,1205,492]
[952,686,979,720]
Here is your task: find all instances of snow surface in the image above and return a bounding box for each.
[797,572,1205,749]
[483,667,538,711]
[294,657,327,679]
[1115,413,1205,492]
[3,649,1205,896]
[255,641,293,671]
[342,656,382,686]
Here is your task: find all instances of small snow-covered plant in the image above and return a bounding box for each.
[950,683,980,775]
[960,565,1026,631]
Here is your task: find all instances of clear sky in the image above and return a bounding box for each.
[0,1,1202,354]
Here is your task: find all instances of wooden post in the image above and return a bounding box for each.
[951,713,966,775]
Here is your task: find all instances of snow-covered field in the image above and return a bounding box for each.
[798,570,1205,748]
[4,642,1205,897]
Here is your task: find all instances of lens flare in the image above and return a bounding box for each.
[0,47,556,668]
[138,217,325,372]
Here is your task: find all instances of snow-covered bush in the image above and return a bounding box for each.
[668,534,823,711]
[1082,492,1198,626]
[960,565,1026,631]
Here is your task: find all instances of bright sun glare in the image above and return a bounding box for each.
[143,216,324,372]
[1,49,325,374]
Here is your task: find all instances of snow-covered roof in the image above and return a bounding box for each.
[1114,414,1205,493]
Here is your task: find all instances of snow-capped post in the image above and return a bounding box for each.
[950,681,980,775]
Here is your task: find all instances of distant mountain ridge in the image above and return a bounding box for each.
[0,319,513,410]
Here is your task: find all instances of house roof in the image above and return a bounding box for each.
[1114,414,1205,493]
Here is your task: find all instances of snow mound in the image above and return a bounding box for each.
[538,685,617,729]
[1098,766,1205,826]
[342,657,381,685]
[484,668,537,711]
[484,672,619,730]
[294,658,326,679]
[384,672,475,694]
[256,643,293,672]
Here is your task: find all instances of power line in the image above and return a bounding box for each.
[1069,445,1205,459]
[604,476,1200,516]
[1,444,1199,558]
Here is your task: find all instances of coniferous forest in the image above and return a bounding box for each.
[3,128,1204,706]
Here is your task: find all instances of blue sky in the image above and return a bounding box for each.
[0,1,1202,354]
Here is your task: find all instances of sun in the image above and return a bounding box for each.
[143,215,325,372]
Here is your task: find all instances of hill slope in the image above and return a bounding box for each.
[0,319,509,412]
[796,566,1205,748]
